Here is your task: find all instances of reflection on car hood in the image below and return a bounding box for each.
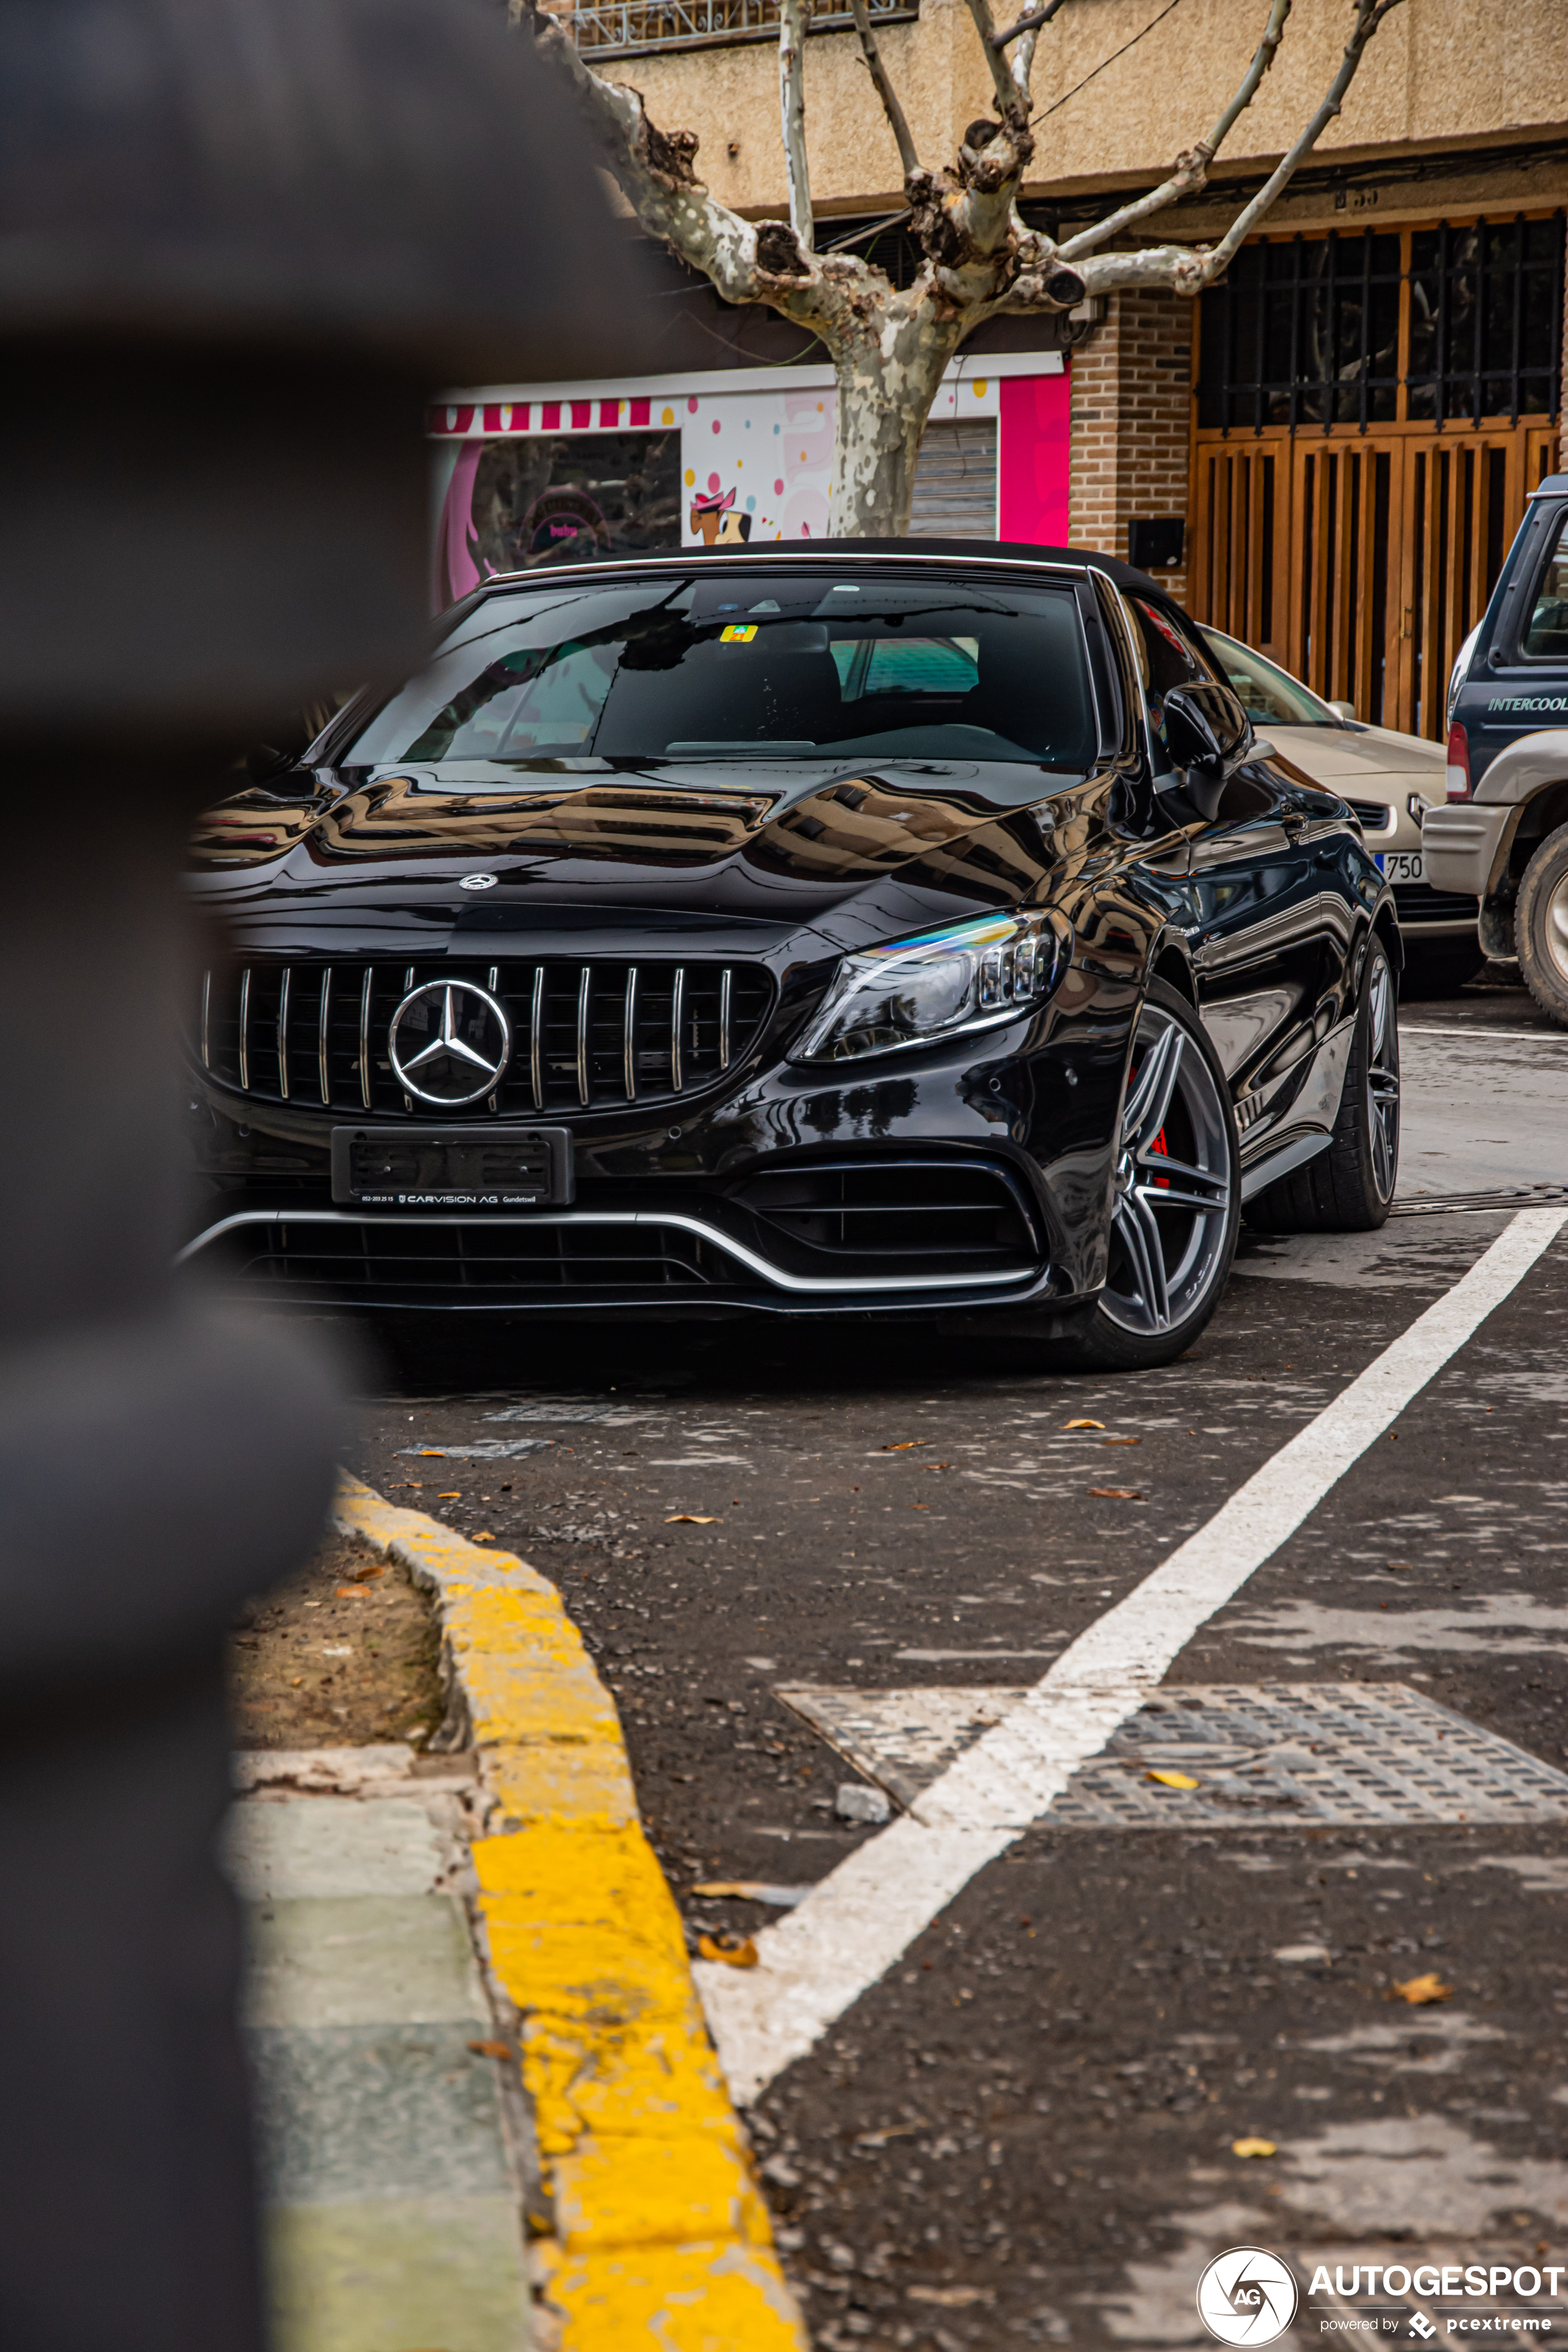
[1264,722,1445,791]
[191,759,1073,892]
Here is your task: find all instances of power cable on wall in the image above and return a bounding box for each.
[1032,0,1185,124]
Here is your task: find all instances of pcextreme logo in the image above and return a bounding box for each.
[1198,2248,1301,2345]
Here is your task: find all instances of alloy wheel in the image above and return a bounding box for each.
[1101,1009,1233,1337]
[1366,949,1400,1203]
[1545,866,1568,987]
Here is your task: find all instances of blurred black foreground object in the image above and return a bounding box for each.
[0,4,635,2345]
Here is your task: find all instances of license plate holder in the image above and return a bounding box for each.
[331,1126,574,1208]
[1375,850,1424,883]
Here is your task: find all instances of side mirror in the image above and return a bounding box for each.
[1161,683,1251,817]
[1328,699,1357,723]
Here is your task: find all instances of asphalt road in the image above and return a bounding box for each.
[341,978,1568,2352]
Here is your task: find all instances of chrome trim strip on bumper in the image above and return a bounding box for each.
[175,1207,1040,1296]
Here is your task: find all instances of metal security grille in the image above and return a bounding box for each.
[559,0,914,59]
[198,959,774,1119]
[1190,214,1565,740]
[909,420,998,540]
[778,1681,1568,1826]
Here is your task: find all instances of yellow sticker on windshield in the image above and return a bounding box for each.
[719,623,759,643]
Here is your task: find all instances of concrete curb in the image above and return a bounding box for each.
[332,1475,809,2351]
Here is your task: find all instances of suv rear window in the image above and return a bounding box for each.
[345,570,1097,781]
[1523,514,1568,661]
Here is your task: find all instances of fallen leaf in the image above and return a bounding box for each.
[1232,2138,1277,2159]
[473,1531,494,1541]
[667,1514,719,1524]
[415,1449,448,1457]
[1089,1487,1144,1499]
[908,2286,995,2307]
[465,2039,512,2061]
[1102,1436,1141,1446]
[1146,1768,1200,1790]
[1062,1418,1105,1430]
[349,1561,385,1582]
[1389,1971,1453,2005]
[438,1491,461,1500]
[698,1932,759,1969]
[290,1676,304,1688]
[691,1880,814,1906]
[912,1503,930,1511]
[335,1585,372,1600]
[880,1439,928,1451]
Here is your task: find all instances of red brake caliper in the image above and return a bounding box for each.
[1150,1127,1170,1188]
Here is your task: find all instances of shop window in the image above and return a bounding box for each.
[438,430,680,606]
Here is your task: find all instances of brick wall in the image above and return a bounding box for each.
[1068,287,1194,603]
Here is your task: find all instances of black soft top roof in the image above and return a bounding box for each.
[662,535,1172,602]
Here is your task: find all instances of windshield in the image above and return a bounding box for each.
[344,570,1098,775]
[1201,629,1339,729]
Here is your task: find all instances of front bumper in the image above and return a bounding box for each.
[180,980,1133,1316]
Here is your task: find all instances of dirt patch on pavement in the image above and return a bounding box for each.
[228,1534,443,1751]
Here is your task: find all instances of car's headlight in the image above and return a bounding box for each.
[793,908,1072,1064]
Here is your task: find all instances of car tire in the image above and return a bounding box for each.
[1035,980,1240,1374]
[1243,934,1400,1234]
[1401,937,1487,998]
[1515,824,1568,1028]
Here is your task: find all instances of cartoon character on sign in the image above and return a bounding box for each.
[690,486,753,545]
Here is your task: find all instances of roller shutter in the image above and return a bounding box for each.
[909,419,997,539]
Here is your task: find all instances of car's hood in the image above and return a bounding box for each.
[187,757,1096,965]
[190,758,1075,946]
[1264,723,1445,792]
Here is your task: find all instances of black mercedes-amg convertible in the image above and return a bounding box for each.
[181,541,1401,1370]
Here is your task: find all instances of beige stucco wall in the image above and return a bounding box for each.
[596,0,1568,221]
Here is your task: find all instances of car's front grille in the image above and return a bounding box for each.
[209,1216,738,1306]
[1391,881,1479,924]
[732,1158,1038,1280]
[1345,798,1393,832]
[197,958,774,1119]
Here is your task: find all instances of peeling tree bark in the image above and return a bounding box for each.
[518,0,1401,538]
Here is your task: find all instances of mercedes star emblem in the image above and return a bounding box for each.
[387,980,511,1106]
[458,873,499,891]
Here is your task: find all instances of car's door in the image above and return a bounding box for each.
[1124,594,1328,1084]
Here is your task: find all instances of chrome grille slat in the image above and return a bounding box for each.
[623,967,638,1101]
[276,967,291,1100]
[575,967,591,1107]
[198,957,771,1118]
[317,968,332,1105]
[358,967,373,1111]
[530,967,544,1109]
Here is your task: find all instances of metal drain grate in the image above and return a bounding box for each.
[775,1682,1568,1827]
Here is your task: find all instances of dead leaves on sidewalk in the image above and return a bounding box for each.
[698,1930,759,1969]
[1388,1970,1453,2004]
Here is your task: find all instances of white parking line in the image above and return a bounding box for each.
[698,1206,1568,2103]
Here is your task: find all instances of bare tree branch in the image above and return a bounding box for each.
[991,0,1070,53]
[849,0,920,180]
[1057,0,1291,262]
[778,0,814,250]
[1190,0,1399,281]
[964,0,1029,123]
[527,7,770,301]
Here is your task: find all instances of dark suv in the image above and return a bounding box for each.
[1425,472,1568,1019]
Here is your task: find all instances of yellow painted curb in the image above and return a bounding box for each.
[332,1474,809,2351]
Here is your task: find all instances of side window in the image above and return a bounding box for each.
[1522,514,1568,661]
[1127,596,1219,755]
